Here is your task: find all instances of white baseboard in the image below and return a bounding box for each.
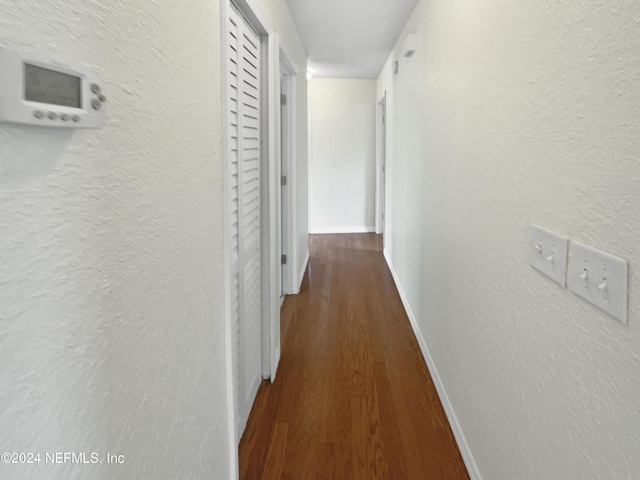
[383,249,483,480]
[272,346,281,381]
[309,226,376,234]
[297,250,310,292]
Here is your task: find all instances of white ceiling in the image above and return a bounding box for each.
[284,0,420,79]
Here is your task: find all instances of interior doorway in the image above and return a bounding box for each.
[279,47,298,296]
[376,92,387,239]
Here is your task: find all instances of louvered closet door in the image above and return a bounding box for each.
[228,5,262,439]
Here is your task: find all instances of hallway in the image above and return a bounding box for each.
[239,234,469,479]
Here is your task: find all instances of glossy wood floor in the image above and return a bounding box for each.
[239,234,470,480]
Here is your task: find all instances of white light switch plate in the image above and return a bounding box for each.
[530,225,568,287]
[569,241,628,325]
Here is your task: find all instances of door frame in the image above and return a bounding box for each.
[278,45,298,296]
[221,0,278,474]
[375,92,387,237]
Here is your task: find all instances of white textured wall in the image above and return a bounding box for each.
[0,2,230,480]
[379,1,640,479]
[309,79,376,233]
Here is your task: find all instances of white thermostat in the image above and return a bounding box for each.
[0,47,106,128]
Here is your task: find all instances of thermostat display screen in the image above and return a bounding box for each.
[24,63,81,108]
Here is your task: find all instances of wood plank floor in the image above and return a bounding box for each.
[239,233,470,480]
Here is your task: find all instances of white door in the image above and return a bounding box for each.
[227,4,262,440]
[376,94,387,237]
[380,98,386,235]
[279,76,287,298]
[278,50,298,296]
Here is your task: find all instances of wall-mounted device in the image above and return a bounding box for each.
[403,34,417,57]
[0,47,106,128]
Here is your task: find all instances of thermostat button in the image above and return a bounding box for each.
[47,112,58,120]
[91,99,101,110]
[60,114,70,122]
[72,115,81,123]
[90,83,101,94]
[33,110,44,119]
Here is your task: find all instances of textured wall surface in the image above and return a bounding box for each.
[378,0,640,478]
[0,1,230,479]
[309,79,376,232]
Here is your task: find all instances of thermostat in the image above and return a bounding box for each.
[0,47,106,128]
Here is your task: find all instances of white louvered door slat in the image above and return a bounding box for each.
[227,5,262,442]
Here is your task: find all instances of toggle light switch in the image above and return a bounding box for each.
[597,278,608,296]
[530,224,568,287]
[569,241,628,325]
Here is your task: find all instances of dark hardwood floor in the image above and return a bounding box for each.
[239,233,470,479]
